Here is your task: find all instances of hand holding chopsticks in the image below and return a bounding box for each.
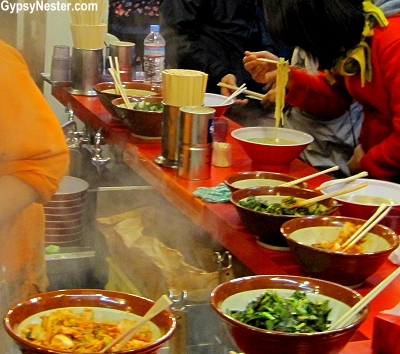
[329,266,400,330]
[292,182,368,208]
[315,171,369,190]
[280,166,339,187]
[100,294,172,353]
[338,203,393,252]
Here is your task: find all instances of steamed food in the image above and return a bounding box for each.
[228,290,332,333]
[20,308,153,352]
[238,195,329,216]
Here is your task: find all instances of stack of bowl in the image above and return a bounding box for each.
[44,176,89,245]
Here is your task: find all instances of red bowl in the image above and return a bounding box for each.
[230,186,339,250]
[204,93,234,117]
[231,127,313,171]
[4,289,176,354]
[210,275,368,354]
[280,215,399,287]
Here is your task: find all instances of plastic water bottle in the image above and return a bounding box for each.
[143,24,165,86]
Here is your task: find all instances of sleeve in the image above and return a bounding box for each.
[285,68,353,119]
[159,0,231,83]
[0,41,70,203]
[359,32,400,180]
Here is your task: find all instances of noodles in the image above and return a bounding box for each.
[273,58,290,128]
[20,308,153,353]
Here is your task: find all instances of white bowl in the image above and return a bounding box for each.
[204,93,234,117]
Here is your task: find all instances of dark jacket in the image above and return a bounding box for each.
[159,0,290,93]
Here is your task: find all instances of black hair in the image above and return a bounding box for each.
[262,0,365,69]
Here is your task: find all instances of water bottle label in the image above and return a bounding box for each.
[144,45,165,58]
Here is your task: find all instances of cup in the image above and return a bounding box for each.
[109,41,136,81]
[179,106,215,145]
[212,117,229,142]
[50,56,71,82]
[52,45,70,58]
[69,47,103,96]
[178,145,212,180]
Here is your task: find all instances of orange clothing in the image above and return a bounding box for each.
[0,40,69,302]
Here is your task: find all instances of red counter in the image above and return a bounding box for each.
[52,86,400,352]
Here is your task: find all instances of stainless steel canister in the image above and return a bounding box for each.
[109,41,136,82]
[177,106,215,180]
[69,47,103,96]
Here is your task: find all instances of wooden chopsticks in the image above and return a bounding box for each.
[280,166,339,187]
[292,182,368,208]
[315,171,369,190]
[221,83,247,104]
[217,82,265,100]
[329,266,400,330]
[339,204,393,252]
[256,58,279,64]
[108,56,131,109]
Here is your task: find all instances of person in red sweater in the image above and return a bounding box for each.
[244,0,400,182]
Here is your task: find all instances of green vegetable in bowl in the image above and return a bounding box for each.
[238,196,329,216]
[229,290,332,333]
[131,101,163,112]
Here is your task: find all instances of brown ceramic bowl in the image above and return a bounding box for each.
[94,81,162,119]
[230,186,339,250]
[280,215,399,287]
[4,289,176,354]
[44,211,85,222]
[44,200,86,215]
[45,218,84,229]
[224,171,307,193]
[112,96,163,139]
[45,195,86,208]
[210,275,368,354]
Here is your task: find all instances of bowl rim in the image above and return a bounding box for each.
[210,274,369,337]
[203,92,234,106]
[319,178,400,206]
[3,289,176,354]
[231,126,314,146]
[280,215,399,256]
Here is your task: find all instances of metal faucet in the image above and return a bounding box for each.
[91,127,111,173]
[61,103,88,148]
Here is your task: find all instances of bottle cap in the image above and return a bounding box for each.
[150,24,160,32]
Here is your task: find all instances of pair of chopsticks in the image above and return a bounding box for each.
[256,58,279,64]
[108,56,132,109]
[100,295,172,353]
[292,182,368,208]
[217,82,265,100]
[315,171,369,190]
[280,166,339,188]
[221,83,247,104]
[329,266,400,330]
[338,203,393,252]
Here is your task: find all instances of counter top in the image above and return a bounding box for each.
[52,86,399,352]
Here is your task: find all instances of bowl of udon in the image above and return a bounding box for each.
[280,215,399,287]
[210,274,368,354]
[319,178,400,234]
[3,289,176,354]
[231,127,314,171]
[112,96,163,139]
[94,82,162,120]
[230,186,339,250]
[224,171,307,193]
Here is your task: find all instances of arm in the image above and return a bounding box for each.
[0,41,69,225]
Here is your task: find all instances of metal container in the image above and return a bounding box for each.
[179,106,215,145]
[69,47,103,96]
[178,145,212,180]
[108,41,136,82]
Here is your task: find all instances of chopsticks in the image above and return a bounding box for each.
[339,203,393,252]
[217,82,265,100]
[256,58,279,64]
[108,56,132,109]
[315,171,369,190]
[292,182,368,208]
[329,266,400,330]
[100,295,172,353]
[280,166,339,187]
[221,83,247,104]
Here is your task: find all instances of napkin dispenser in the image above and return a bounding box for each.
[372,303,400,354]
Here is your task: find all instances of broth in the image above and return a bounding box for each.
[247,137,297,145]
[341,195,397,205]
[231,179,284,188]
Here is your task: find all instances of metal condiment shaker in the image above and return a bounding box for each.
[177,106,215,180]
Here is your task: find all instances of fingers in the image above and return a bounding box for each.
[243,51,279,85]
